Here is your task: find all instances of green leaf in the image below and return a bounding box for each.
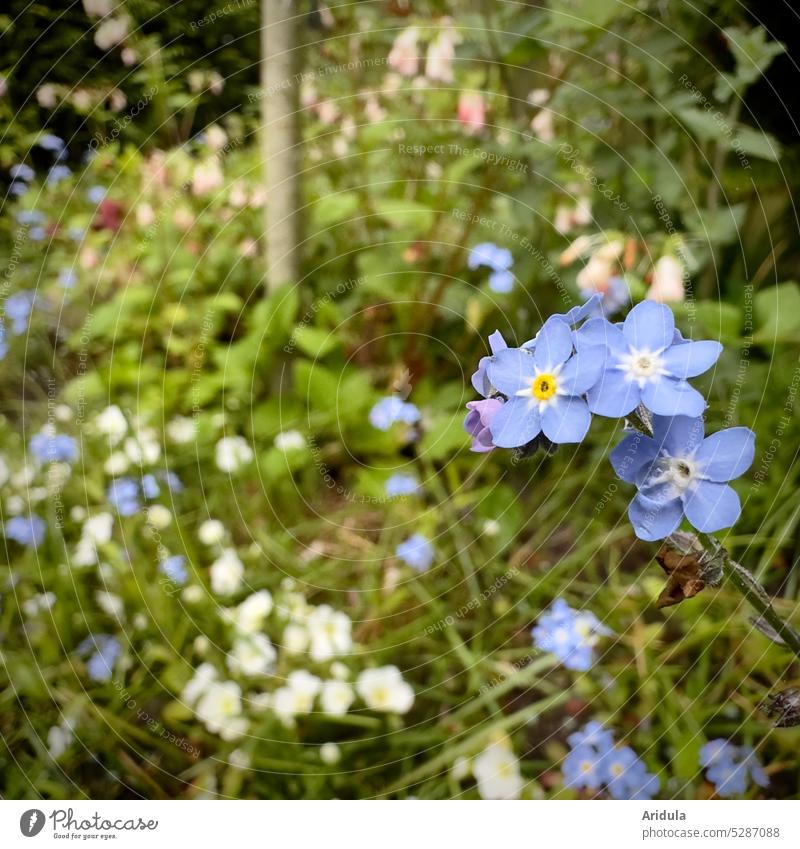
[291,325,339,359]
[373,199,435,235]
[417,414,469,461]
[753,281,800,344]
[732,125,781,162]
[312,191,360,229]
[685,204,746,245]
[683,301,742,344]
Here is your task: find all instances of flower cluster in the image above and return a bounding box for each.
[531,599,612,671]
[468,242,515,293]
[466,297,755,540]
[699,739,769,797]
[563,721,660,799]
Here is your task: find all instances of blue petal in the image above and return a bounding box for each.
[575,318,625,352]
[623,300,675,351]
[683,481,741,532]
[533,317,573,370]
[651,414,705,456]
[641,376,706,417]
[610,433,658,483]
[661,340,722,378]
[695,428,755,482]
[587,369,641,417]
[488,330,507,353]
[629,493,683,541]
[489,397,542,448]
[558,346,606,395]
[541,397,591,443]
[486,348,537,396]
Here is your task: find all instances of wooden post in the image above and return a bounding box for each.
[261,0,301,291]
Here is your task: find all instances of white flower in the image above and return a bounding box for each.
[425,24,460,83]
[146,505,172,529]
[70,506,87,522]
[320,742,341,765]
[192,159,224,196]
[5,495,24,515]
[37,83,58,108]
[330,661,349,680]
[482,519,500,537]
[198,518,225,545]
[22,592,57,616]
[283,623,309,654]
[124,429,160,465]
[356,666,414,714]
[320,680,354,716]
[205,125,228,152]
[272,670,321,724]
[84,513,114,545]
[274,430,306,452]
[225,590,273,633]
[96,590,123,618]
[307,605,352,662]
[229,748,250,769]
[182,585,205,604]
[210,549,244,596]
[166,416,196,444]
[215,436,253,473]
[182,662,218,706]
[83,0,114,16]
[473,741,523,799]
[94,16,128,50]
[95,405,128,444]
[227,634,277,676]
[104,451,129,475]
[195,680,247,740]
[47,724,73,758]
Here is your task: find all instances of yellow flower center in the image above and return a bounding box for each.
[532,373,557,401]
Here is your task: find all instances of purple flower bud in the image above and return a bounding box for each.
[464,398,504,453]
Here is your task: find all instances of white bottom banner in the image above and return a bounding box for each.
[2,800,798,848]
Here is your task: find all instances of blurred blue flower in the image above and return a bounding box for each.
[87,185,106,204]
[579,276,630,318]
[10,163,35,182]
[531,598,611,671]
[563,745,607,791]
[5,514,47,548]
[604,746,660,800]
[46,164,72,186]
[38,133,66,153]
[0,323,7,360]
[29,430,78,464]
[396,533,434,571]
[58,268,77,288]
[486,317,605,446]
[107,478,140,516]
[4,291,36,335]
[141,473,160,499]
[369,396,421,431]
[468,242,515,292]
[160,470,184,493]
[15,210,44,226]
[160,555,188,585]
[385,473,420,497]
[67,227,86,242]
[9,181,29,196]
[29,226,47,241]
[564,722,659,799]
[611,415,755,540]
[700,740,768,797]
[577,300,721,418]
[79,634,121,682]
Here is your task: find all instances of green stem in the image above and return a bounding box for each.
[699,534,800,660]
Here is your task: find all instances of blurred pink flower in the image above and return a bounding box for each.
[647,255,685,303]
[425,24,460,83]
[388,27,419,77]
[458,91,486,135]
[192,160,224,196]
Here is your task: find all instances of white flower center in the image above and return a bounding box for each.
[647,456,699,496]
[617,347,665,385]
